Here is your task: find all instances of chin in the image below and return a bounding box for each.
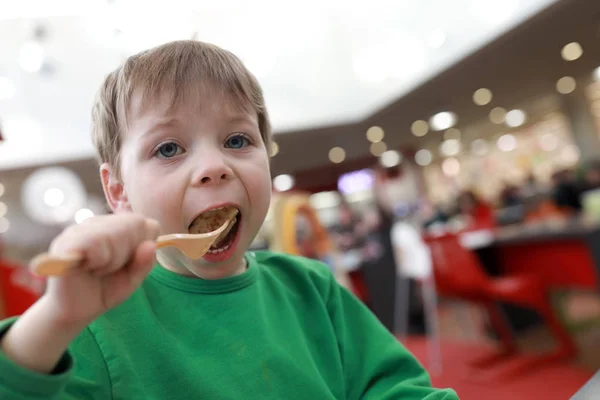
[156,233,248,279]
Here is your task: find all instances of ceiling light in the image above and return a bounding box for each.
[473,88,492,106]
[0,202,6,218]
[442,158,460,177]
[380,150,402,168]
[366,126,385,143]
[21,167,86,225]
[489,107,507,124]
[497,134,517,152]
[370,141,387,157]
[594,66,600,81]
[43,187,65,207]
[540,133,558,152]
[411,120,429,137]
[309,191,341,209]
[440,139,461,157]
[427,29,446,49]
[273,174,294,192]
[0,217,9,234]
[471,139,489,156]
[329,147,346,164]
[0,183,4,197]
[505,109,526,128]
[338,169,374,195]
[75,208,94,224]
[444,128,461,140]
[415,149,432,166]
[560,144,580,165]
[0,77,16,100]
[18,42,44,73]
[270,141,279,157]
[556,76,576,94]
[561,42,583,61]
[429,111,457,131]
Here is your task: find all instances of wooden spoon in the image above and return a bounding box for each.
[31,218,235,277]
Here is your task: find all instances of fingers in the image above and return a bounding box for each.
[125,240,157,286]
[145,218,160,238]
[48,214,160,276]
[104,240,157,296]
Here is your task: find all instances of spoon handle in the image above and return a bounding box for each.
[30,220,233,277]
[31,253,83,277]
[155,239,177,250]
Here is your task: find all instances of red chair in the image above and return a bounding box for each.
[424,233,577,376]
[0,262,41,318]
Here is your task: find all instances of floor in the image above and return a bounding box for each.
[401,337,593,400]
[402,291,600,399]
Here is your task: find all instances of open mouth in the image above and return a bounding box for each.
[188,206,241,254]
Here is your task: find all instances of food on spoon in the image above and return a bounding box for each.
[188,206,239,248]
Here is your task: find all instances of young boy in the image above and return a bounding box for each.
[0,41,458,399]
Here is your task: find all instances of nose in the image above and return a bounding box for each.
[190,152,233,186]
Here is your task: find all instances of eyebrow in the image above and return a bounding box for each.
[139,114,257,140]
[141,117,181,139]
[226,114,258,127]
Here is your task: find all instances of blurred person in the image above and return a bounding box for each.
[421,202,449,230]
[356,166,426,333]
[0,41,456,399]
[520,173,541,198]
[581,159,600,192]
[457,190,496,231]
[525,194,568,222]
[499,183,521,208]
[329,199,370,301]
[329,198,367,269]
[295,214,319,259]
[329,198,365,267]
[551,169,582,213]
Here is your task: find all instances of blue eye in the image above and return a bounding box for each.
[225,134,250,149]
[156,142,182,158]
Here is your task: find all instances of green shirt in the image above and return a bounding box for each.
[0,251,457,399]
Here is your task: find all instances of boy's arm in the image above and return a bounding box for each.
[325,274,458,400]
[0,318,111,400]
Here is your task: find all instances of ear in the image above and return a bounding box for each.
[100,163,130,213]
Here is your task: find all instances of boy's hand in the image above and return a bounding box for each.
[42,213,160,326]
[1,213,160,374]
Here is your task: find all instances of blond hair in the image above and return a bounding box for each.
[91,40,272,177]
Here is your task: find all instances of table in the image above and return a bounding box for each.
[462,218,600,290]
[460,218,600,331]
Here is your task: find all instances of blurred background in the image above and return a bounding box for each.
[2,0,600,398]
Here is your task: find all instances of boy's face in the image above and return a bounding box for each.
[102,85,272,277]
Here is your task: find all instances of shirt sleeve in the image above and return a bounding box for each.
[0,318,112,400]
[325,275,459,400]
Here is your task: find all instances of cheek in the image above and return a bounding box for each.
[242,159,272,216]
[125,170,184,219]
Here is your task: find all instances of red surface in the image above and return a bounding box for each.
[0,262,40,317]
[468,204,496,231]
[497,240,599,290]
[348,270,369,302]
[401,336,593,400]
